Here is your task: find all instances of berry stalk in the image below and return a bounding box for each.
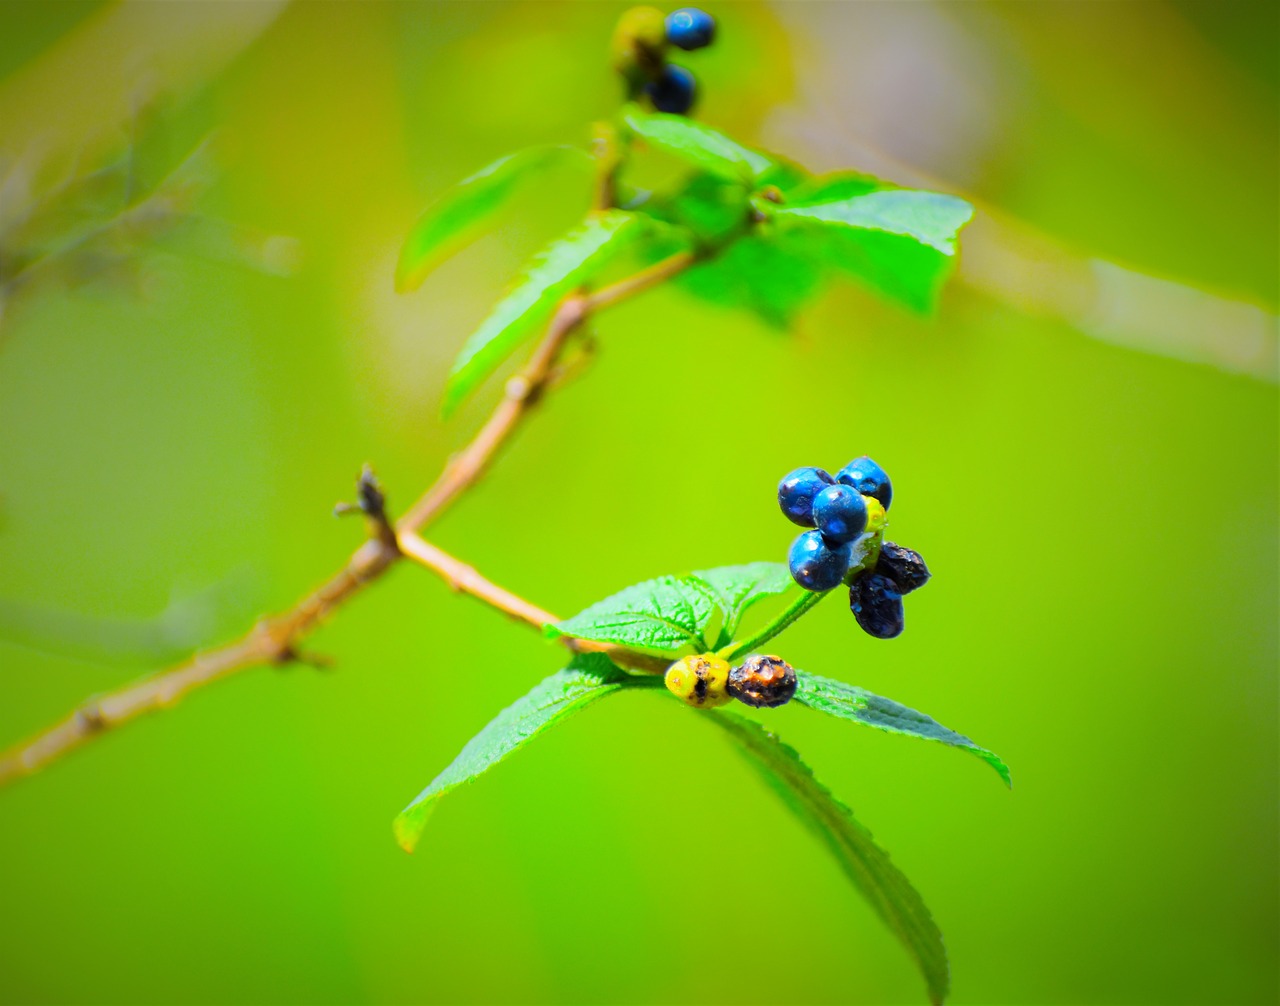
[720,586,830,662]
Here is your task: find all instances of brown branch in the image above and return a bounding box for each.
[586,249,695,312]
[397,533,560,630]
[397,532,670,673]
[0,247,695,787]
[395,295,586,533]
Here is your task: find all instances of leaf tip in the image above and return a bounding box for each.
[439,381,464,420]
[392,818,419,854]
[393,803,433,853]
[393,264,418,295]
[395,235,438,294]
[982,751,1013,789]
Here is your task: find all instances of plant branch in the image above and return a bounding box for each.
[396,533,669,673]
[0,246,697,787]
[586,249,697,312]
[397,533,559,630]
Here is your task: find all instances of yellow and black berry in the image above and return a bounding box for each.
[665,654,732,708]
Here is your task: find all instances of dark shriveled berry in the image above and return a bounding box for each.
[875,542,931,594]
[665,7,716,50]
[812,484,868,545]
[728,655,797,708]
[777,466,833,527]
[645,64,697,115]
[836,456,892,510]
[849,573,905,639]
[788,530,852,592]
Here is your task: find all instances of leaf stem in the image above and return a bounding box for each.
[722,587,830,661]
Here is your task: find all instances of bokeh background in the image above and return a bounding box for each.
[1,2,1276,1003]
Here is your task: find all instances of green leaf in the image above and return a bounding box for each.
[753,154,812,195]
[546,573,718,656]
[793,670,1012,787]
[677,229,830,329]
[765,179,974,313]
[443,209,647,415]
[395,145,592,293]
[623,107,776,183]
[687,561,796,645]
[641,172,751,246]
[711,713,950,1006]
[787,172,883,204]
[547,562,795,657]
[394,653,626,852]
[777,187,973,256]
[821,226,959,313]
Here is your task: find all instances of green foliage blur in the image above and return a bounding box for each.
[1,2,1276,1004]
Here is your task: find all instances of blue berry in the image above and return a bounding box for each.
[788,530,852,591]
[777,466,833,527]
[811,484,868,545]
[875,542,930,594]
[665,8,716,50]
[645,64,697,114]
[849,573,904,639]
[836,456,892,510]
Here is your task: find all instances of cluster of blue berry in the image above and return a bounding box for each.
[647,8,715,114]
[778,458,931,639]
[611,6,716,116]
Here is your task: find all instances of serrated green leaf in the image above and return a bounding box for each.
[396,145,592,293]
[623,107,776,183]
[793,670,1011,787]
[766,182,974,314]
[688,561,796,644]
[787,172,883,204]
[678,229,830,329]
[821,226,960,313]
[712,713,950,1006]
[777,187,973,256]
[443,209,646,416]
[394,653,626,852]
[642,172,750,246]
[548,563,796,657]
[547,573,718,656]
[753,154,811,194]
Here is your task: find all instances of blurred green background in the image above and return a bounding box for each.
[1,2,1276,1003]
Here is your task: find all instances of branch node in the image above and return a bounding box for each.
[251,619,294,665]
[75,702,106,733]
[287,649,335,672]
[504,375,532,401]
[337,464,399,553]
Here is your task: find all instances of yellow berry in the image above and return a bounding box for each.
[664,654,732,708]
[611,6,668,83]
[863,495,887,534]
